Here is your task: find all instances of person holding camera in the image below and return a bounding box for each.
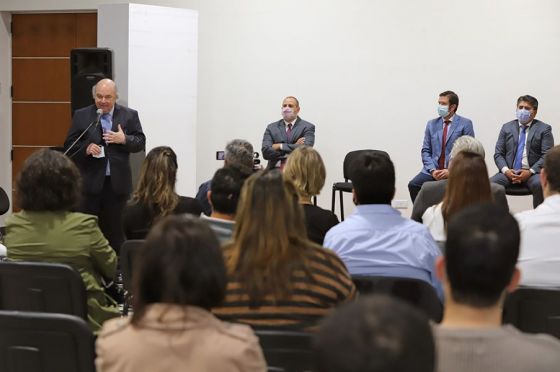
[195,139,255,216]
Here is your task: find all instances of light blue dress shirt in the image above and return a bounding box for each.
[324,204,443,299]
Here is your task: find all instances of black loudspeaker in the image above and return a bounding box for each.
[70,48,113,115]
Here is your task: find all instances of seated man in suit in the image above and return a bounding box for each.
[324,151,442,299]
[491,95,554,208]
[411,136,508,222]
[434,203,560,372]
[261,96,315,169]
[515,145,560,287]
[408,90,475,202]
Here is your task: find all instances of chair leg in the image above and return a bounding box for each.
[339,190,344,221]
[331,186,336,214]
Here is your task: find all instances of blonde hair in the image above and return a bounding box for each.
[227,170,317,301]
[283,146,326,198]
[130,146,179,221]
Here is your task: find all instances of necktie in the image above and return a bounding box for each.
[287,123,293,142]
[438,120,450,170]
[101,114,112,137]
[513,125,528,170]
[100,114,112,176]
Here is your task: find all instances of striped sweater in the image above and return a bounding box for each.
[213,246,356,330]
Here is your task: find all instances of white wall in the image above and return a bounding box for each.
[1,0,560,221]
[193,0,560,216]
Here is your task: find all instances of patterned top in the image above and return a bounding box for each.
[213,245,356,330]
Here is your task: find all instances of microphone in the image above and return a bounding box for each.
[64,109,105,157]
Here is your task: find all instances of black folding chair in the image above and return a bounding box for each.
[0,186,9,215]
[352,275,443,322]
[503,287,560,339]
[0,261,87,319]
[331,150,389,220]
[255,330,314,372]
[120,239,145,315]
[0,310,95,372]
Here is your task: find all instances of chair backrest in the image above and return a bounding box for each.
[0,261,87,319]
[503,287,560,339]
[0,186,9,215]
[120,239,145,292]
[255,329,314,372]
[0,310,95,372]
[342,149,390,181]
[352,275,443,322]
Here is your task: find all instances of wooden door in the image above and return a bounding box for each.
[11,13,97,210]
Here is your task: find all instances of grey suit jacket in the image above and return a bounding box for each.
[493,119,554,174]
[261,117,315,169]
[411,180,509,222]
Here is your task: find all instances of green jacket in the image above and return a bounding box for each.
[5,210,120,331]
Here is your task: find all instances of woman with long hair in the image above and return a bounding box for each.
[422,151,493,242]
[5,149,120,331]
[213,170,356,330]
[122,146,202,239]
[283,146,339,245]
[96,215,266,371]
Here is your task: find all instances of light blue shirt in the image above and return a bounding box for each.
[100,107,114,176]
[324,204,443,299]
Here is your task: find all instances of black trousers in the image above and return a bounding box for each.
[80,176,128,253]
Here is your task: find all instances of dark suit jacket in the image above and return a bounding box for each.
[493,119,554,174]
[261,117,315,169]
[411,180,508,222]
[64,104,145,195]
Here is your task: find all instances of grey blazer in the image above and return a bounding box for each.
[261,117,315,169]
[493,119,554,174]
[411,180,509,222]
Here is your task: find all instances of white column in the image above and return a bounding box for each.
[98,3,198,195]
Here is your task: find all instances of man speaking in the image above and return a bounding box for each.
[64,78,145,252]
[261,96,315,169]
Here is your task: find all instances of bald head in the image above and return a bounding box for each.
[92,79,118,113]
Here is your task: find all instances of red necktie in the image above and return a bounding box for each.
[438,120,450,170]
[287,123,293,141]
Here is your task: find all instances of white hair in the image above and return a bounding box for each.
[450,135,485,159]
[91,78,119,99]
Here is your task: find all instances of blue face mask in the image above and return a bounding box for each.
[516,108,532,124]
[437,104,449,118]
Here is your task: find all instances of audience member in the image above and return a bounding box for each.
[201,167,247,243]
[262,96,315,169]
[314,295,435,372]
[491,94,554,208]
[96,215,266,372]
[5,149,119,331]
[411,135,508,222]
[422,151,492,242]
[196,139,254,215]
[515,144,560,287]
[283,146,339,245]
[434,203,560,372]
[213,170,356,330]
[122,146,202,239]
[324,151,442,298]
[408,90,475,202]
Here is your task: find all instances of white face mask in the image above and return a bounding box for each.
[282,107,296,122]
[516,108,532,124]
